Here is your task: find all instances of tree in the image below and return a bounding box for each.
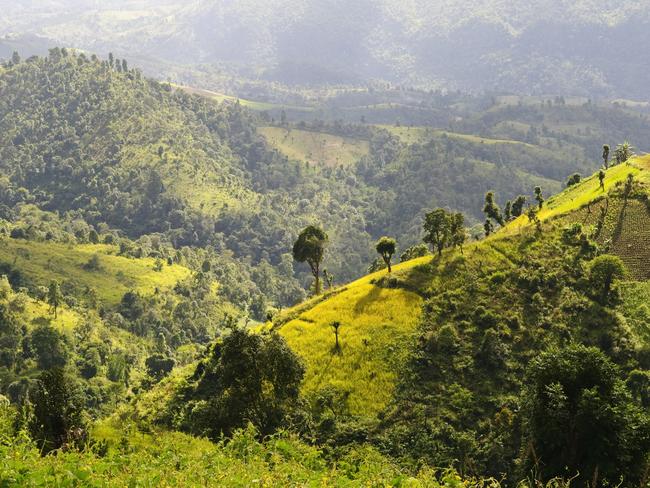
[47,281,63,319]
[293,225,328,295]
[520,345,650,486]
[375,237,396,273]
[145,354,176,379]
[484,218,494,237]
[598,169,606,191]
[11,51,20,66]
[423,209,450,256]
[449,212,466,253]
[534,186,544,209]
[323,269,334,289]
[400,244,429,262]
[179,328,304,439]
[602,144,610,169]
[614,141,634,165]
[589,254,626,305]
[29,324,68,370]
[28,368,86,453]
[330,321,342,352]
[527,206,542,234]
[503,200,512,221]
[565,173,581,187]
[511,195,527,218]
[483,192,504,226]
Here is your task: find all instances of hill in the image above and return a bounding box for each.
[272,154,650,408]
[262,156,650,482]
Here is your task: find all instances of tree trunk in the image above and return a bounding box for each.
[387,261,392,273]
[314,265,321,295]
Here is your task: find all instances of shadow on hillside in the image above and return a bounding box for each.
[353,285,383,315]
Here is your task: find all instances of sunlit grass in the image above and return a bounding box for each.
[504,155,649,233]
[0,239,191,306]
[258,126,370,167]
[278,257,429,416]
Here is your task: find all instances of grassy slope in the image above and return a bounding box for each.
[275,157,650,417]
[0,238,191,306]
[378,125,537,148]
[276,258,427,415]
[258,126,370,167]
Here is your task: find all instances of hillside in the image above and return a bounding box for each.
[272,155,650,412]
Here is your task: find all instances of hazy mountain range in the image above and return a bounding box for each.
[2,1,650,98]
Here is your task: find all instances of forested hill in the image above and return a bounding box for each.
[0,49,377,293]
[2,50,648,308]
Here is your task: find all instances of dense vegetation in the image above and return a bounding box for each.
[0,50,648,485]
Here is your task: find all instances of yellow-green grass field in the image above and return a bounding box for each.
[258,126,370,167]
[0,239,191,306]
[275,257,429,416]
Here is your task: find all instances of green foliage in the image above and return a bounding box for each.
[589,254,626,305]
[400,244,429,263]
[483,192,504,226]
[293,225,328,294]
[565,173,581,187]
[28,368,87,453]
[521,345,650,486]
[173,328,305,439]
[375,236,397,272]
[423,209,450,256]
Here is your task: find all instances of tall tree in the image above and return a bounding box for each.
[614,141,634,165]
[293,225,328,295]
[483,218,494,237]
[449,212,466,253]
[602,144,610,169]
[47,281,63,319]
[28,368,86,453]
[511,195,527,218]
[375,237,396,273]
[589,254,626,305]
[423,209,450,256]
[483,192,504,226]
[598,169,606,191]
[534,186,544,209]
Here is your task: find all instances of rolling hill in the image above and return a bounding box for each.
[270,155,650,419]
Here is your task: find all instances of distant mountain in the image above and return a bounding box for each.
[2,0,650,97]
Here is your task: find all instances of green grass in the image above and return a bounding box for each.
[258,126,370,167]
[0,411,487,487]
[275,257,429,416]
[620,281,650,344]
[275,157,650,417]
[378,125,536,147]
[0,239,191,306]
